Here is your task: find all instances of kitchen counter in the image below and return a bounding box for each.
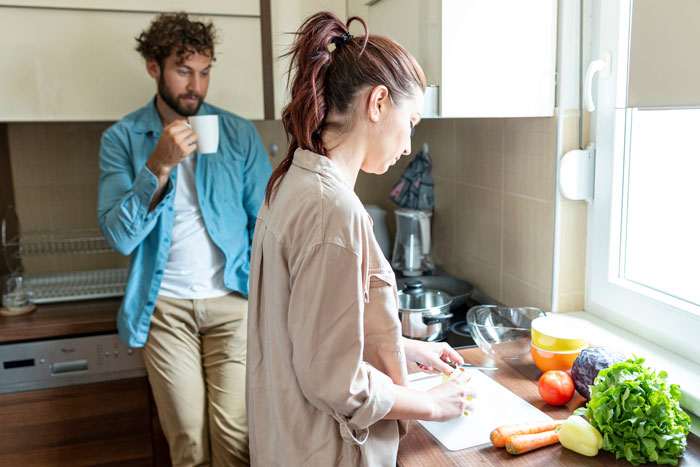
[398,347,700,466]
[0,298,120,343]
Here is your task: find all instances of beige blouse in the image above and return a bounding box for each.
[247,149,408,466]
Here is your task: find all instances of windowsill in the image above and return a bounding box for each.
[565,311,700,437]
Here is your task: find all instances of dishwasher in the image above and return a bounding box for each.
[0,332,146,395]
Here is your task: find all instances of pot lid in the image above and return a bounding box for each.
[397,279,452,311]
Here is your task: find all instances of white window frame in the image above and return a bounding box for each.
[585,0,700,364]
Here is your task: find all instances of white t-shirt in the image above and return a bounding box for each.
[158,154,231,299]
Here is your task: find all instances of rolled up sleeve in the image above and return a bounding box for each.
[287,242,396,444]
[97,130,173,255]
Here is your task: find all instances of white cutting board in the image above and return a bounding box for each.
[407,370,552,451]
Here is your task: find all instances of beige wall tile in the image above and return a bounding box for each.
[432,241,454,276]
[12,185,52,232]
[412,118,455,180]
[454,118,504,190]
[562,114,579,153]
[48,183,99,230]
[454,183,502,268]
[432,176,453,252]
[7,123,49,187]
[42,122,109,185]
[505,117,555,134]
[501,273,550,312]
[502,194,554,292]
[453,251,502,303]
[558,200,587,295]
[504,117,556,201]
[557,293,585,313]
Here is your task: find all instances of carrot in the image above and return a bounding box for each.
[505,430,560,455]
[490,420,565,447]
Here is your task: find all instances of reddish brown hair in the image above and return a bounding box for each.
[265,11,426,203]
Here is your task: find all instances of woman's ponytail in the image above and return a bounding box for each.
[264,10,424,204]
[265,12,351,203]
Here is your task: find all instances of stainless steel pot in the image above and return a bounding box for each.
[397,279,453,341]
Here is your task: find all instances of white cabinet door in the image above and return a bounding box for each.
[441,0,556,117]
[362,0,441,87]
[0,7,263,121]
[355,0,557,118]
[0,1,260,16]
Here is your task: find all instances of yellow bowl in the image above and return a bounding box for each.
[530,342,585,373]
[531,315,587,352]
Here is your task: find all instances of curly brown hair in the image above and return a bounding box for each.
[135,12,217,66]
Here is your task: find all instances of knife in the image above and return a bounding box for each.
[416,360,498,372]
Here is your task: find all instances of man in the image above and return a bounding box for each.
[98,12,271,466]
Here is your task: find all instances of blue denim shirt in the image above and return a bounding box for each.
[98,98,272,347]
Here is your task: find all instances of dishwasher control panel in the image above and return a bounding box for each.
[0,333,146,394]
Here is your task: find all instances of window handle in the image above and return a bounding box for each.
[585,60,606,112]
[584,52,612,112]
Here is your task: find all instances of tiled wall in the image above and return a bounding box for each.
[6,121,282,275]
[7,122,128,274]
[6,116,588,312]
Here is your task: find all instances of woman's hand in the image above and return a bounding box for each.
[425,370,477,421]
[403,338,464,375]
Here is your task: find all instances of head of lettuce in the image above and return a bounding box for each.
[574,357,691,466]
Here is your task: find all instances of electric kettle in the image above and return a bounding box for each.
[391,209,434,276]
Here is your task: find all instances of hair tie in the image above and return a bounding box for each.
[331,33,354,48]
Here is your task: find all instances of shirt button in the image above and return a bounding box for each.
[155,270,163,275]
[168,206,173,211]
[146,301,154,307]
[163,238,169,243]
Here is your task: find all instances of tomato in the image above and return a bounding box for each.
[538,370,575,406]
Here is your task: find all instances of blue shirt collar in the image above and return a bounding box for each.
[132,96,162,135]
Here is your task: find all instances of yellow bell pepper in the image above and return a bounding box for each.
[558,415,603,456]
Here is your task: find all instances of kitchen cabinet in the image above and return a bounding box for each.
[0,1,259,15]
[0,377,169,466]
[0,0,260,16]
[0,4,263,121]
[0,299,171,466]
[348,0,557,118]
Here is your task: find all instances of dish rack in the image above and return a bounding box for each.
[2,211,127,304]
[25,268,128,304]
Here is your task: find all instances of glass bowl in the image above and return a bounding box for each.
[466,305,546,359]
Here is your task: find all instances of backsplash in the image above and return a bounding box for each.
[5,115,587,312]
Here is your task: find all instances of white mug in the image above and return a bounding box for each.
[188,115,219,154]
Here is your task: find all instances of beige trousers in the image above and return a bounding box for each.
[143,293,249,467]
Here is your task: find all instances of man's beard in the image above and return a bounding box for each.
[158,73,204,117]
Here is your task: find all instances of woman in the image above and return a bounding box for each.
[247,11,475,466]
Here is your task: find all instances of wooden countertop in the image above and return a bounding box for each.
[0,298,120,343]
[398,347,700,466]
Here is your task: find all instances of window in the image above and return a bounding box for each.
[586,0,700,364]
